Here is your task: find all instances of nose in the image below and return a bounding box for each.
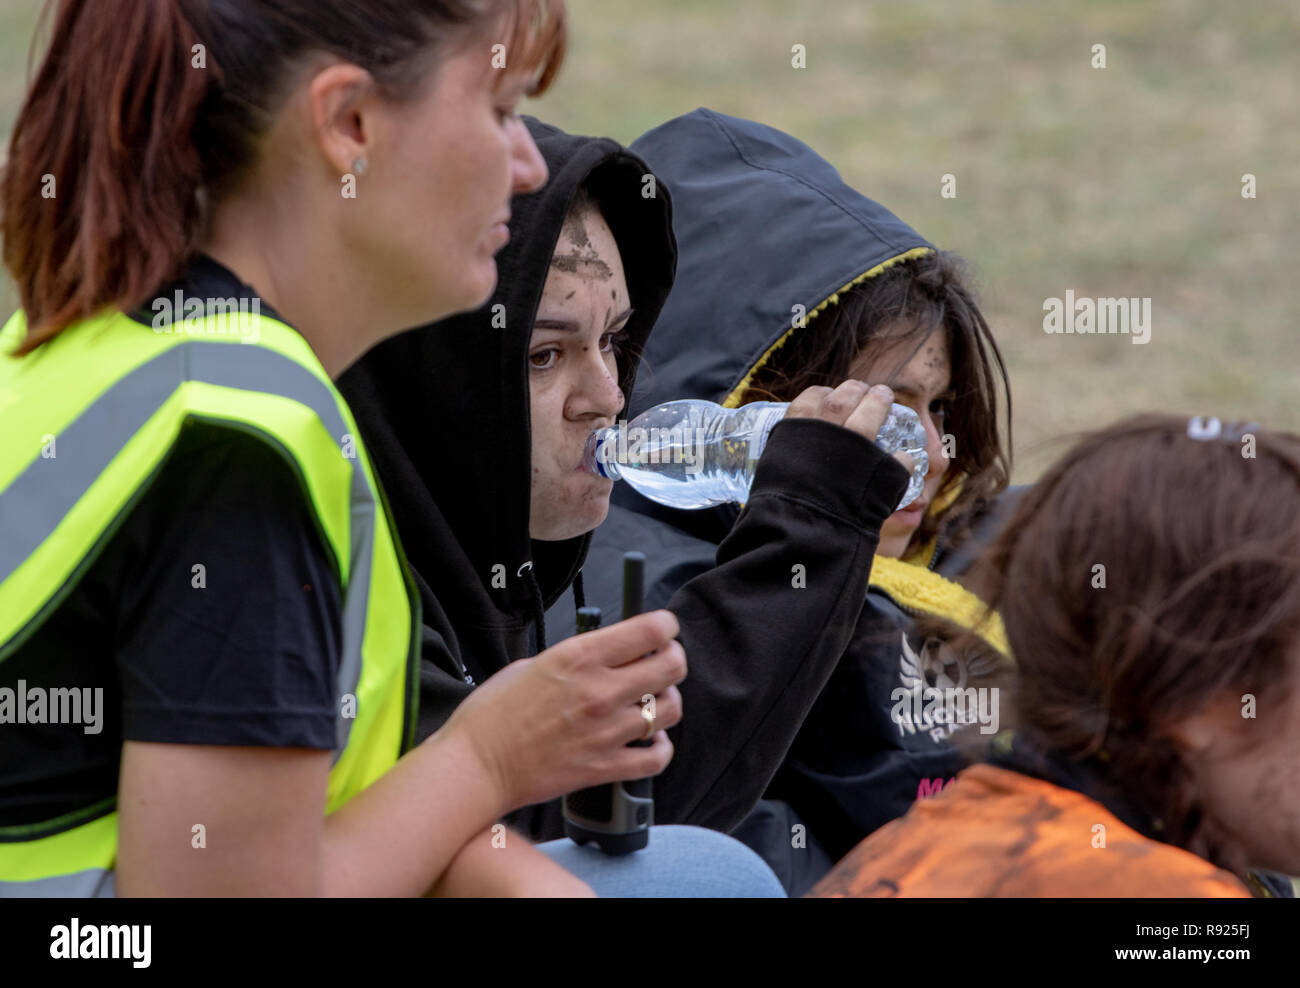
[510,119,548,195]
[567,350,625,424]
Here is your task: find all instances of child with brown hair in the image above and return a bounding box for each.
[811,414,1300,897]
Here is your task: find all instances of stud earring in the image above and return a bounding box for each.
[352,157,369,176]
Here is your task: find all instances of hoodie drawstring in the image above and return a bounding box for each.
[519,565,587,655]
[572,570,586,611]
[519,561,548,654]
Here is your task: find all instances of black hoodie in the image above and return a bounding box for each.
[340,116,911,842]
[545,109,1023,886]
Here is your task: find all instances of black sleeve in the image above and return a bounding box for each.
[769,488,1027,859]
[652,417,911,833]
[416,419,910,844]
[769,594,969,860]
[109,421,345,749]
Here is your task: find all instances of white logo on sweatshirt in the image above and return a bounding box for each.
[892,632,998,744]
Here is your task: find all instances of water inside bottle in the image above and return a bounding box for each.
[603,430,760,509]
[587,399,928,511]
[588,402,785,508]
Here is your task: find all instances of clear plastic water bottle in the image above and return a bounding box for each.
[582,398,929,511]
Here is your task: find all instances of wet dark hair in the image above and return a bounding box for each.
[964,414,1300,875]
[3,0,567,355]
[740,250,1011,555]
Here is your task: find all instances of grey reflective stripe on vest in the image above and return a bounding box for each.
[1,868,116,898]
[0,341,372,762]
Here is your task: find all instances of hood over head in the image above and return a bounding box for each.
[609,108,932,543]
[627,107,933,414]
[339,117,676,666]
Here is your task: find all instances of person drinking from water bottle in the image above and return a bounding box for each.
[339,116,916,891]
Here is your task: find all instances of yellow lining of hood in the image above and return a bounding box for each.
[722,246,936,409]
[869,553,1011,660]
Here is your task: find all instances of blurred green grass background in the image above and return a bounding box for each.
[3,0,1297,480]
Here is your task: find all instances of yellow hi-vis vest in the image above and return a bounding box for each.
[0,307,420,896]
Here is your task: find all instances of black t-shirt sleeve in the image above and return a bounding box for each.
[107,421,344,749]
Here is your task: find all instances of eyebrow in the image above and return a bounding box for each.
[533,307,634,332]
[889,381,956,401]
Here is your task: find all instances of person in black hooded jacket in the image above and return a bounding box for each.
[545,109,1021,894]
[339,115,917,862]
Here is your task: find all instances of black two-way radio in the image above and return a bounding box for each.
[561,552,654,854]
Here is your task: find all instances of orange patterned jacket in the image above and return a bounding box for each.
[808,763,1252,898]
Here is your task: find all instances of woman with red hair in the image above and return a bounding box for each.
[0,0,764,897]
